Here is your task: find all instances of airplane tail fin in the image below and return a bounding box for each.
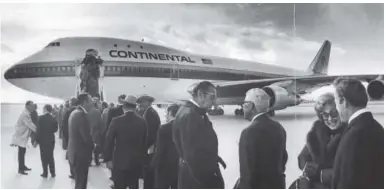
[307,40,331,75]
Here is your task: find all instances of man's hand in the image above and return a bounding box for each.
[303,162,319,179]
[32,142,38,148]
[148,145,155,154]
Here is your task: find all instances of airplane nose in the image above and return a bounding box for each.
[4,63,25,81]
[4,66,15,80]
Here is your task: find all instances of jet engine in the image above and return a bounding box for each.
[262,85,302,110]
[367,79,384,100]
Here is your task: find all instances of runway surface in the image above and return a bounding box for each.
[1,102,384,189]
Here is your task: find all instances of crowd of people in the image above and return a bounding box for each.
[10,77,384,189]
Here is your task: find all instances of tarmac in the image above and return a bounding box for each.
[1,102,383,189]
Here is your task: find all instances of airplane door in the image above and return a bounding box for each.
[170,62,179,80]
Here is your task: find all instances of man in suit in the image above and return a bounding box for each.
[237,88,288,189]
[67,93,94,189]
[62,97,78,179]
[104,95,148,189]
[58,104,64,139]
[105,94,126,132]
[88,97,103,166]
[10,100,37,175]
[30,104,38,146]
[100,101,109,158]
[36,104,58,178]
[151,104,180,189]
[137,95,161,189]
[104,94,126,187]
[331,77,384,189]
[172,81,226,189]
[62,98,78,150]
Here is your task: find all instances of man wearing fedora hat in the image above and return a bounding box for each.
[104,95,148,189]
[136,94,161,189]
[104,94,127,187]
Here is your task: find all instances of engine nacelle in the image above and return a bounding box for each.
[367,80,384,100]
[262,85,302,110]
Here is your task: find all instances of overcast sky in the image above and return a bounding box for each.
[0,3,384,103]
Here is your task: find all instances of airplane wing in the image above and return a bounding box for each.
[213,74,384,109]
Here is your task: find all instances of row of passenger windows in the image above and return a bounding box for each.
[13,66,73,73]
[104,66,227,74]
[12,66,259,79]
[104,66,255,78]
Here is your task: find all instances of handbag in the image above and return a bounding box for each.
[289,163,311,189]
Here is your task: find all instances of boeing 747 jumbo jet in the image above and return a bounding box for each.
[4,37,384,115]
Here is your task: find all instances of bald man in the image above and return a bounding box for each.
[237,88,288,189]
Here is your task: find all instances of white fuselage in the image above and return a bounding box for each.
[5,37,308,103]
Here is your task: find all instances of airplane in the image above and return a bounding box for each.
[4,37,384,116]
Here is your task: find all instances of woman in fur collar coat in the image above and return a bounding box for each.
[297,93,346,188]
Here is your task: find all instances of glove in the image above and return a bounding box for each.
[303,162,319,180]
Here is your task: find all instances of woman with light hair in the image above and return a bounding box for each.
[292,93,346,188]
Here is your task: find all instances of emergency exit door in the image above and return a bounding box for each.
[170,62,179,80]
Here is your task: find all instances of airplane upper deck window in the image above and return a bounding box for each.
[45,42,60,47]
[202,58,213,65]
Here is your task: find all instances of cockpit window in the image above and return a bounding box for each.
[45,42,60,48]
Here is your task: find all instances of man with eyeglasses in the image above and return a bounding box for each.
[236,88,287,189]
[172,81,226,189]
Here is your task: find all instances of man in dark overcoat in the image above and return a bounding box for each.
[36,104,58,178]
[237,88,288,189]
[137,94,161,189]
[331,77,384,189]
[104,95,148,189]
[172,81,226,189]
[151,104,180,189]
[67,93,94,189]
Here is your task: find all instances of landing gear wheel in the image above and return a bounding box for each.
[234,109,244,116]
[218,108,224,115]
[208,107,224,116]
[234,109,240,116]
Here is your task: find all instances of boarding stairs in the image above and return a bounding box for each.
[74,59,106,101]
